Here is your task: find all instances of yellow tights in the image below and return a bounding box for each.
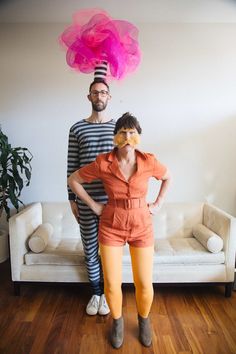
[99,243,154,319]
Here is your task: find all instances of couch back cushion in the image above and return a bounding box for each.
[42,202,80,239]
[41,202,204,240]
[153,203,203,239]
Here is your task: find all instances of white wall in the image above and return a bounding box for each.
[1,23,236,223]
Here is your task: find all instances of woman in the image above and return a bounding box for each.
[68,112,171,348]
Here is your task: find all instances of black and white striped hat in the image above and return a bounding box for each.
[94,61,108,80]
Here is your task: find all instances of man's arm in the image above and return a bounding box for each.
[67,128,80,222]
[67,128,80,201]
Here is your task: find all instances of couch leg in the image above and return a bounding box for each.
[14,282,20,296]
[225,283,232,297]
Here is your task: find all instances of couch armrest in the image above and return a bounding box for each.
[9,202,43,281]
[203,203,236,281]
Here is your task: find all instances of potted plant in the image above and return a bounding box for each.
[0,128,33,262]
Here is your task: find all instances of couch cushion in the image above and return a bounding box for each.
[25,238,85,265]
[192,224,223,253]
[151,238,225,264]
[25,237,225,266]
[42,202,80,240]
[152,203,204,239]
[28,223,53,253]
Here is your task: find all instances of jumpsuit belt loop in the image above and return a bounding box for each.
[108,198,146,209]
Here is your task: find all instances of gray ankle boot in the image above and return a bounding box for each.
[110,316,124,349]
[138,314,152,347]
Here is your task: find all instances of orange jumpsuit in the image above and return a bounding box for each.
[78,148,167,247]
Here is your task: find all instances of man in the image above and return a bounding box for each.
[67,78,115,315]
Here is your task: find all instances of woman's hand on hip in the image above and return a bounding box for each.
[92,202,105,216]
[148,197,164,215]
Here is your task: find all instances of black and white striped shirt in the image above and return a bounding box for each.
[67,119,116,200]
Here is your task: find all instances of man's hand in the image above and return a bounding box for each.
[70,200,80,223]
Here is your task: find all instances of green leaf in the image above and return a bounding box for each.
[12,168,24,192]
[24,166,31,181]
[0,129,33,221]
[4,204,10,220]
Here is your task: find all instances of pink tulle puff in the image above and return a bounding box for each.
[59,8,141,80]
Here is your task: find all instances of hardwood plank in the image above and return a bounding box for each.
[0,261,236,354]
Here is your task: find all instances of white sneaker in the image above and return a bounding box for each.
[86,295,100,315]
[98,294,110,315]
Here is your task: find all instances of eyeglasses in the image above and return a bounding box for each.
[90,90,109,97]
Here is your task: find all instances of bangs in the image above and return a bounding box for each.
[114,112,142,135]
[121,120,137,130]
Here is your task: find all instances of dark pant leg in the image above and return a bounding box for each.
[78,195,108,295]
[78,201,101,294]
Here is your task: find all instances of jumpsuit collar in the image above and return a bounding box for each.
[107,148,147,183]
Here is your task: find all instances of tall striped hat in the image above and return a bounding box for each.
[94,61,108,81]
[59,9,141,80]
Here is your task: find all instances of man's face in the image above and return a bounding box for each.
[88,83,111,112]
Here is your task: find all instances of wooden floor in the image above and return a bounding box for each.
[0,261,236,354]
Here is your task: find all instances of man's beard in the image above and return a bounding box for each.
[92,100,107,112]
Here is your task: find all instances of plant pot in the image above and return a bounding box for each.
[0,229,9,263]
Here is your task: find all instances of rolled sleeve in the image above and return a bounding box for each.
[77,159,101,183]
[152,156,167,180]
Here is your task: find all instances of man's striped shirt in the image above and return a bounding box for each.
[67,119,116,200]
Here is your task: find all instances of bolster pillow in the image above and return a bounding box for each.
[192,224,223,253]
[28,223,53,253]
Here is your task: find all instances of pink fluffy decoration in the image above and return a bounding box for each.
[59,8,141,80]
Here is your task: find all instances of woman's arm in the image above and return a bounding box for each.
[148,169,171,214]
[68,172,104,216]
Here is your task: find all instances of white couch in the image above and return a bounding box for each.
[9,202,236,297]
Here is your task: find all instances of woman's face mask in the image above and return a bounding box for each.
[113,128,140,148]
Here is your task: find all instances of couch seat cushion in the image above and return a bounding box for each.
[154,238,224,264]
[122,238,225,265]
[25,238,85,265]
[25,237,225,266]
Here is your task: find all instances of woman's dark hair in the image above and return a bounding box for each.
[114,112,142,135]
